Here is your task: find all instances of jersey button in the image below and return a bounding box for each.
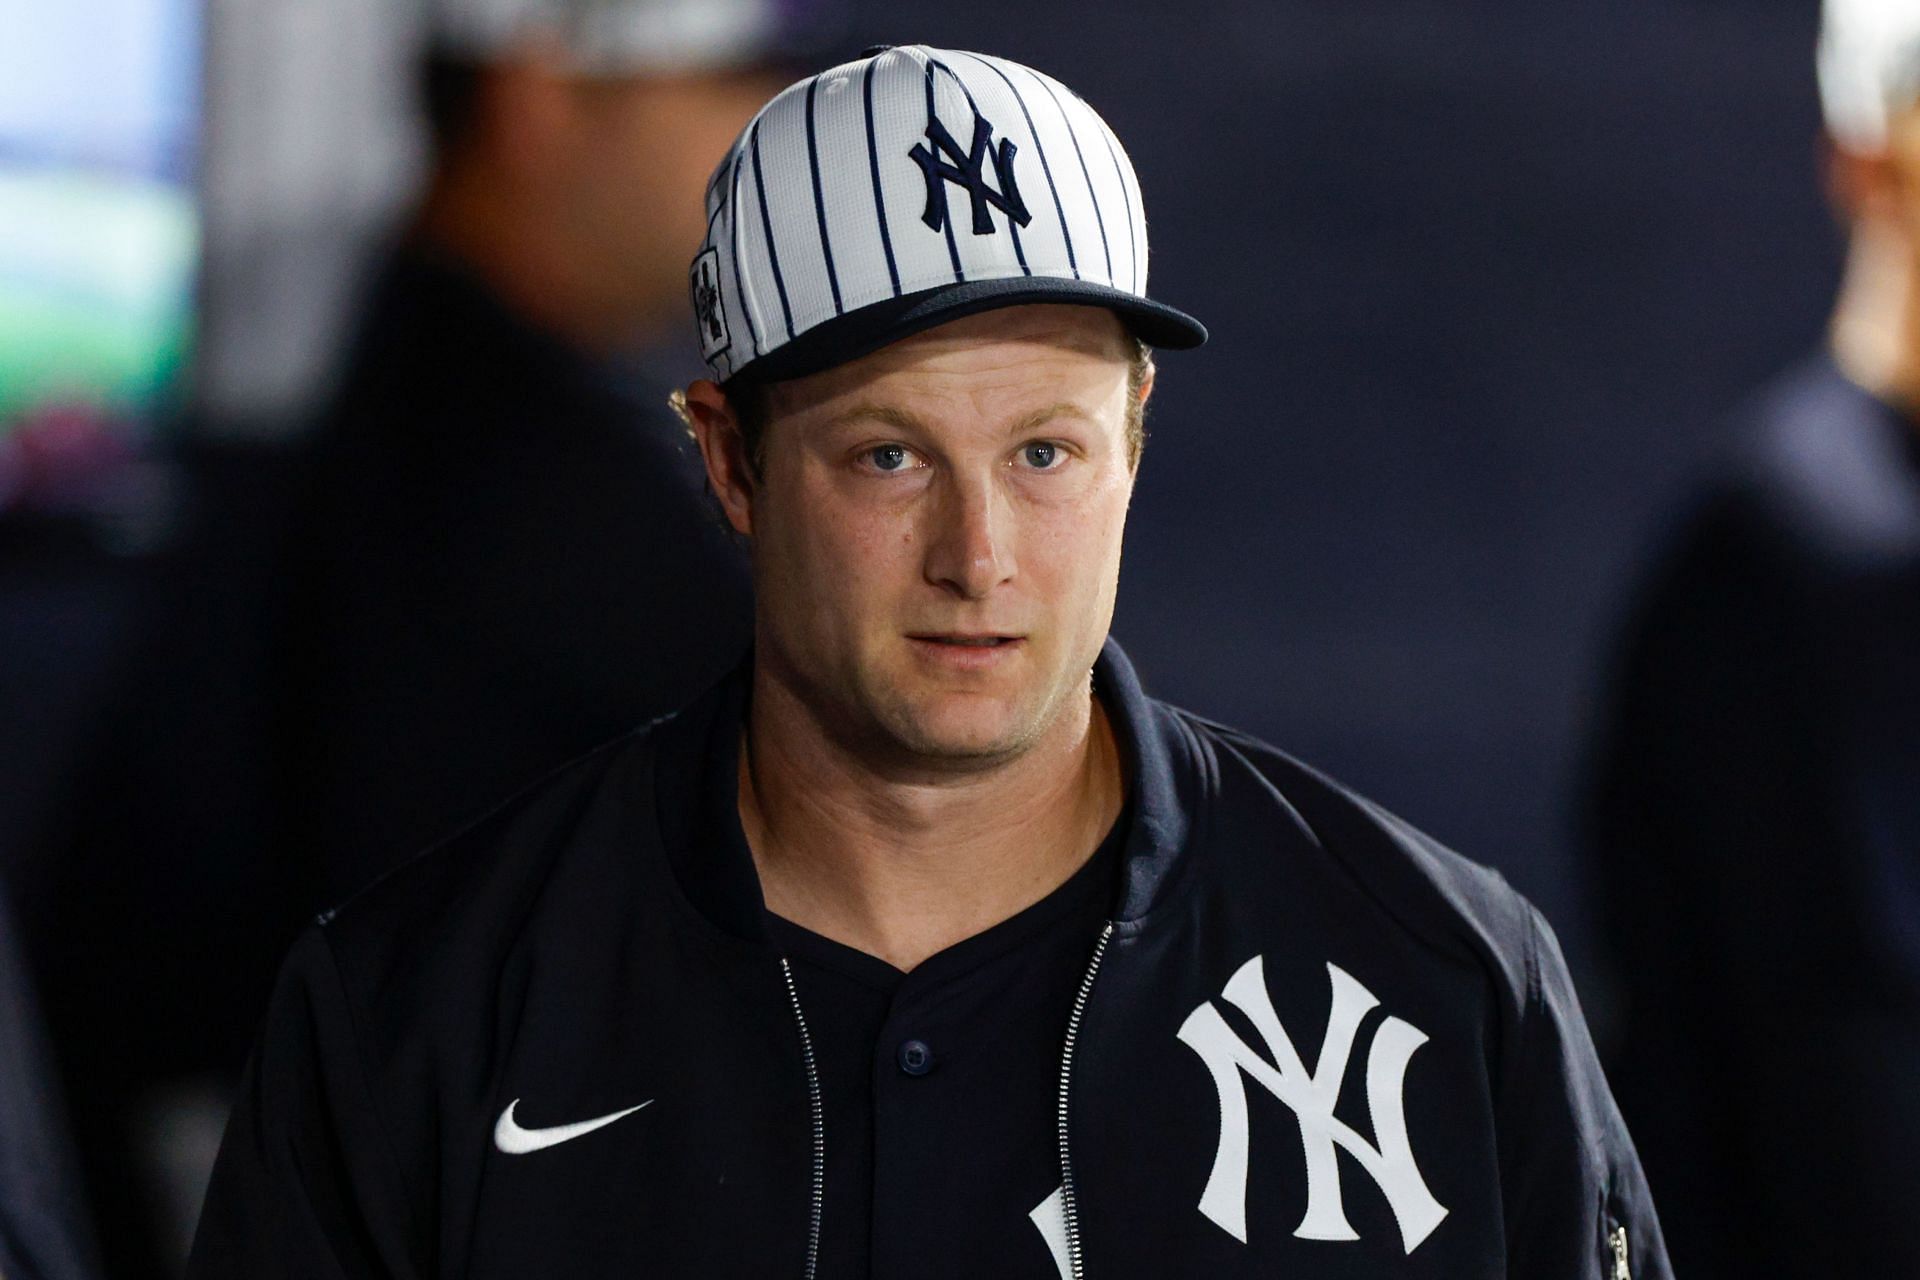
[897,1039,935,1076]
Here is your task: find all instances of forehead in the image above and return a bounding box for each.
[766,305,1134,422]
[1889,96,1920,144]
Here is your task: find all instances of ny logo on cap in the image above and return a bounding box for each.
[910,113,1033,237]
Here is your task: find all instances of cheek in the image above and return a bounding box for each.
[1030,473,1132,592]
[806,496,905,573]
[770,478,918,621]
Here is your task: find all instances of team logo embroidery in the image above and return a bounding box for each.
[909,112,1033,236]
[1176,956,1448,1253]
[690,247,729,360]
[1030,1186,1070,1279]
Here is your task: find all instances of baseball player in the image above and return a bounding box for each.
[189,45,1670,1277]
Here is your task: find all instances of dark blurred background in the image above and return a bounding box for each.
[0,0,1846,1273]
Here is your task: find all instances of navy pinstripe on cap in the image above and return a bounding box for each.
[688,44,1205,384]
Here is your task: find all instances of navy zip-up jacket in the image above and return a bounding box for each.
[188,641,1669,1277]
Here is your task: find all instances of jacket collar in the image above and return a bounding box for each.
[652,636,1201,944]
[1094,637,1200,925]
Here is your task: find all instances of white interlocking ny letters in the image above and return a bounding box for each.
[1176,957,1448,1253]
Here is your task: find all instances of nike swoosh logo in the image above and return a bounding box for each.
[493,1097,652,1155]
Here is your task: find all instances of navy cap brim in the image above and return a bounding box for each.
[728,278,1207,384]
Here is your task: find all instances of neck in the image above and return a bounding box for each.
[739,665,1125,972]
[1831,218,1920,415]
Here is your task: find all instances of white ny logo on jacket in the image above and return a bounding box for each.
[1176,956,1448,1253]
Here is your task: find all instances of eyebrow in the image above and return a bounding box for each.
[824,401,1093,436]
[826,403,926,434]
[1009,402,1094,435]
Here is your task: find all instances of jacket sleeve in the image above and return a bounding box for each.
[1497,905,1672,1279]
[185,926,424,1278]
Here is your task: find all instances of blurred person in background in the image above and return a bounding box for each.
[0,883,97,1280]
[271,0,805,907]
[1586,0,1920,1273]
[21,2,815,1274]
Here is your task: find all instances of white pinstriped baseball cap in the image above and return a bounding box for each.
[688,44,1206,383]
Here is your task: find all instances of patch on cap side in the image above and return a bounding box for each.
[690,247,731,361]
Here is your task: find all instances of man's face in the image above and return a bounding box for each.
[1881,102,1920,239]
[557,68,784,335]
[736,305,1143,769]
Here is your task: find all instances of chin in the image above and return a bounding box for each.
[878,691,1036,762]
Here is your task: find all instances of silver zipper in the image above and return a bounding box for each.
[779,958,824,1280]
[1609,1223,1631,1279]
[1058,921,1115,1280]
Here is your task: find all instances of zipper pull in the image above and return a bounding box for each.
[1608,1223,1631,1280]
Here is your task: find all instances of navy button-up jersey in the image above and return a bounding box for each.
[188,641,1669,1277]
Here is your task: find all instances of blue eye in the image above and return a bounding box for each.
[869,444,909,471]
[1023,442,1060,469]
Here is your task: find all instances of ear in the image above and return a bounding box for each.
[684,380,757,537]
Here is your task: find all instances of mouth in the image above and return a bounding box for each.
[905,633,1027,668]
[907,633,1023,648]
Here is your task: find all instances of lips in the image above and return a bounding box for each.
[905,633,1027,668]
[908,634,1021,647]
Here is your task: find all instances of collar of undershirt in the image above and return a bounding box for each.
[762,804,1127,988]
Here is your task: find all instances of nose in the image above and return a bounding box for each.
[923,472,1014,600]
